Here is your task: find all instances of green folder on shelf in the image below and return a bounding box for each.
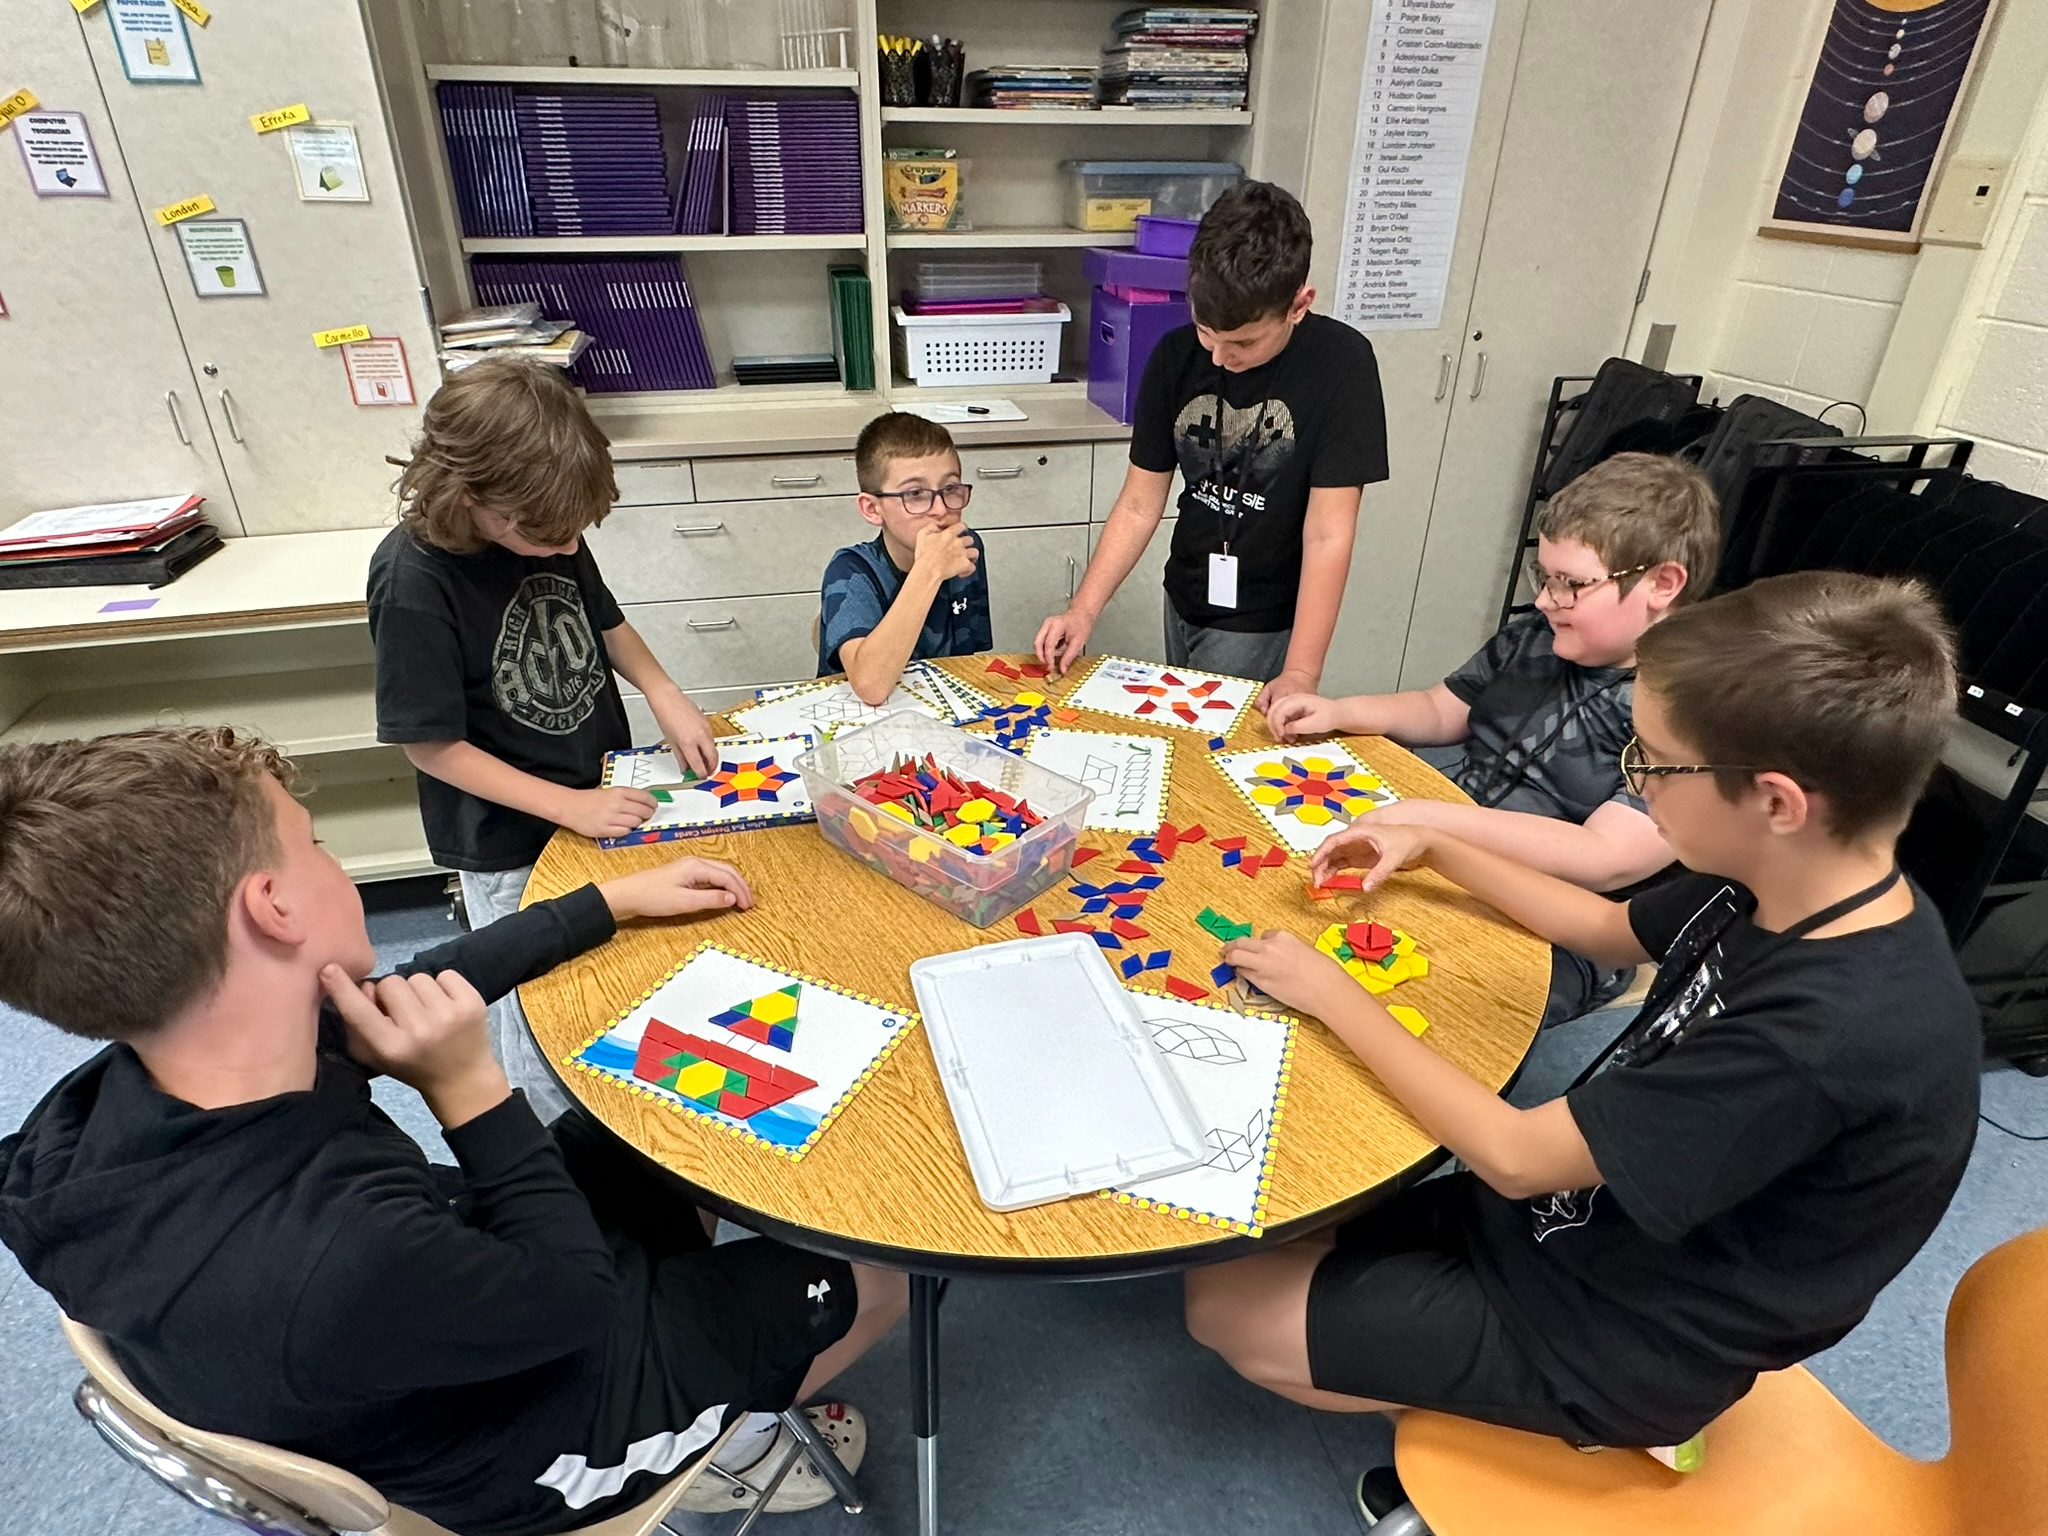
[829,265,875,392]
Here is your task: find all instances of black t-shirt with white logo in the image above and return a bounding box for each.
[1467,871,1980,1438]
[369,526,630,872]
[1130,312,1388,633]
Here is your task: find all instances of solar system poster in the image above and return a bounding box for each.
[1765,0,1995,247]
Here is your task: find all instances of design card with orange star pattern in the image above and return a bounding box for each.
[597,734,818,847]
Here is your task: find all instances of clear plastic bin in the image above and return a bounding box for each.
[797,712,1093,928]
[1061,160,1240,232]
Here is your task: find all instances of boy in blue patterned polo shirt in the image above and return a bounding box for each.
[818,413,992,703]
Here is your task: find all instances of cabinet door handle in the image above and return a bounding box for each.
[1067,555,1078,600]
[1469,351,1489,400]
[1435,354,1453,402]
[165,390,191,445]
[218,389,245,444]
[770,473,823,487]
[685,617,738,632]
[978,465,1025,478]
[670,521,727,536]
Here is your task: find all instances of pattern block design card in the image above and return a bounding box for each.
[1108,995,1295,1235]
[727,677,947,739]
[1059,655,1257,736]
[1021,728,1173,834]
[1209,743,1400,854]
[597,735,815,846]
[570,943,915,1159]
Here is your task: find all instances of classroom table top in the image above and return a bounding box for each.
[522,654,1549,1275]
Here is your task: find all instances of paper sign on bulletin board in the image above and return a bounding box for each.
[175,218,264,297]
[14,111,108,197]
[283,122,369,202]
[340,337,415,406]
[105,0,201,84]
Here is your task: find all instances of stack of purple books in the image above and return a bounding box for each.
[724,96,862,235]
[470,256,716,392]
[515,93,672,237]
[674,93,728,236]
[437,83,534,239]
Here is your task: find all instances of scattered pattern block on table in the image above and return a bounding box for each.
[1315,922,1430,994]
[727,678,947,740]
[1210,742,1400,854]
[571,943,915,1159]
[1059,656,1258,737]
[1108,996,1296,1235]
[598,736,816,846]
[1020,729,1174,834]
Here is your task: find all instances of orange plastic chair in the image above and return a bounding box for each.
[1387,1224,2048,1536]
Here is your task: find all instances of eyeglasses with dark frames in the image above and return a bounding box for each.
[873,482,974,516]
[1526,558,1653,609]
[1619,735,1770,797]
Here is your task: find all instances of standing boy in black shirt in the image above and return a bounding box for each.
[368,358,720,1118]
[1187,572,1980,1451]
[1035,181,1388,710]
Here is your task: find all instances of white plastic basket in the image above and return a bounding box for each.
[892,304,1072,386]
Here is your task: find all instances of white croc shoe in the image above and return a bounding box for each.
[676,1402,867,1516]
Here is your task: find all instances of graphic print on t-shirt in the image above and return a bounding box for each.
[1173,395,1298,522]
[491,572,607,735]
[1529,884,1741,1242]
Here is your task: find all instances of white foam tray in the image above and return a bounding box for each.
[910,934,1208,1211]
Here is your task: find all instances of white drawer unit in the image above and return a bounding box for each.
[957,444,1093,530]
[978,523,1091,656]
[690,452,861,503]
[611,458,695,507]
[622,592,824,693]
[1087,517,1176,665]
[586,497,860,605]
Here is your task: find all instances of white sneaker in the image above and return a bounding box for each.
[676,1402,867,1515]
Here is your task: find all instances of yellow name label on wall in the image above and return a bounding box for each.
[153,194,217,226]
[0,89,40,128]
[250,102,311,133]
[172,0,210,24]
[70,0,104,13]
[313,324,373,348]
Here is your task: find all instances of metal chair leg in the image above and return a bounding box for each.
[725,1439,806,1536]
[779,1406,864,1514]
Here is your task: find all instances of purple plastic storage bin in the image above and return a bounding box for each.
[1088,286,1191,425]
[1133,215,1200,257]
[1082,246,1190,294]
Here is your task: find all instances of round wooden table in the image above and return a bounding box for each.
[522,652,1548,1531]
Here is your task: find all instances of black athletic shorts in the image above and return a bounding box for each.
[533,1113,859,1531]
[1305,1174,1660,1447]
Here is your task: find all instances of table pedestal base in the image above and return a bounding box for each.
[911,1274,943,1536]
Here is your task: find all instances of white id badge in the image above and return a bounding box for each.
[1207,552,1240,610]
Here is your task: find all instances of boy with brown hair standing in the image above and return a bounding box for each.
[369,357,719,1117]
[0,728,904,1532]
[1036,180,1388,709]
[1186,572,1979,1454]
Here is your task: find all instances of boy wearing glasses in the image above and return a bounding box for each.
[1269,452,1721,1021]
[820,412,991,704]
[1191,572,1977,1465]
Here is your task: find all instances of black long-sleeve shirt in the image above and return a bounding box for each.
[0,885,622,1533]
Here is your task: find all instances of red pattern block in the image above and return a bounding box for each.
[1110,918,1150,941]
[1015,908,1044,937]
[1163,976,1209,1002]
[1213,835,1248,852]
[1115,859,1155,875]
[1071,847,1103,867]
[1051,919,1096,935]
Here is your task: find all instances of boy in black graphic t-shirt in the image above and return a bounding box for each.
[368,359,720,1118]
[1188,573,1979,1451]
[1036,181,1388,710]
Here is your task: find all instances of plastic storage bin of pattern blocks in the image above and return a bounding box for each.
[798,712,1093,928]
[1060,161,1241,231]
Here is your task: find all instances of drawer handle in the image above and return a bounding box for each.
[977,465,1025,479]
[632,459,687,470]
[685,617,738,632]
[770,473,824,487]
[671,521,727,536]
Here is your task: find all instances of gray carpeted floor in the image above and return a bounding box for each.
[2,894,2043,1535]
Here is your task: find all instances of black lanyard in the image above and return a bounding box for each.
[1571,866,1904,1090]
[1204,379,1271,558]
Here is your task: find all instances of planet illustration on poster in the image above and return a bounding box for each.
[1768,0,1993,240]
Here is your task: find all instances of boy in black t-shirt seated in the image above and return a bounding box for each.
[1186,572,1979,1452]
[1036,180,1389,712]
[1270,452,1721,1021]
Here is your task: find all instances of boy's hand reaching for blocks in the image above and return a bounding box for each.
[559,785,659,841]
[320,965,508,1130]
[648,687,719,779]
[913,521,980,584]
[1220,929,1352,1020]
[599,856,756,920]
[1310,822,1433,895]
[1265,691,1343,739]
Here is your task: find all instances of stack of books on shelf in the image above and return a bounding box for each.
[966,66,1099,109]
[437,302,592,373]
[673,93,729,235]
[514,92,672,236]
[437,83,533,238]
[731,354,842,385]
[0,495,222,590]
[470,257,716,392]
[723,96,863,235]
[829,264,874,390]
[1098,7,1259,109]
